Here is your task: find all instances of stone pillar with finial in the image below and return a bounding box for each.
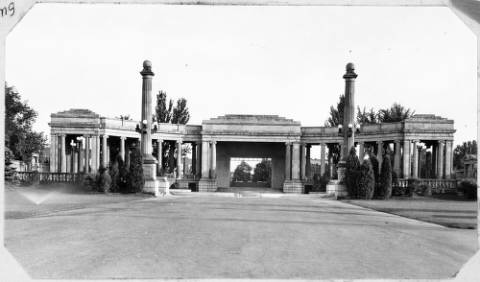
[327,62,358,198]
[139,60,168,196]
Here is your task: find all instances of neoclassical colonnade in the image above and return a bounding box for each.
[49,110,455,192]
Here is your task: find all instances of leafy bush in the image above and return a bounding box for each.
[414,184,431,196]
[346,147,361,199]
[128,146,144,193]
[458,179,477,200]
[82,173,97,192]
[4,147,17,182]
[109,154,127,193]
[319,173,330,190]
[96,166,112,193]
[379,154,392,199]
[392,185,406,197]
[358,159,375,199]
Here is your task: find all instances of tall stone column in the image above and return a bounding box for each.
[301,144,307,180]
[342,63,357,159]
[358,142,364,161]
[320,143,326,176]
[195,142,201,178]
[306,144,312,179]
[91,135,100,171]
[211,141,217,179]
[120,136,126,161]
[437,140,445,179]
[102,135,108,168]
[49,134,57,172]
[292,143,301,180]
[139,60,165,196]
[445,140,453,179]
[157,139,163,174]
[191,142,197,176]
[84,135,90,173]
[394,140,401,177]
[412,140,419,178]
[73,150,78,173]
[176,140,183,180]
[78,139,83,173]
[376,141,383,174]
[60,134,67,173]
[285,142,291,180]
[402,140,411,179]
[201,141,210,179]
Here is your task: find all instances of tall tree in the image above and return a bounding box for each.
[453,140,477,170]
[325,94,345,127]
[356,106,378,124]
[252,159,272,183]
[378,103,414,123]
[325,94,345,166]
[155,91,173,123]
[171,98,190,124]
[232,161,252,182]
[5,83,46,162]
[154,91,191,173]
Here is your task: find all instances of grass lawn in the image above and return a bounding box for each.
[344,194,477,229]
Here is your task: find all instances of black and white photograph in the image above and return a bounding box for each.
[1,0,479,280]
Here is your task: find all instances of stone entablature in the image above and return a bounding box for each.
[50,110,455,143]
[201,115,302,140]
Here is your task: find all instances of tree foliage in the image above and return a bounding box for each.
[380,154,393,199]
[172,98,190,124]
[453,140,477,170]
[128,146,144,193]
[252,159,272,183]
[345,147,361,198]
[356,106,378,124]
[5,83,46,162]
[232,161,252,182]
[377,103,415,123]
[154,91,191,173]
[357,159,375,200]
[155,91,173,123]
[325,94,345,127]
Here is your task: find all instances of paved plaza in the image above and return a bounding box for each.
[4,186,478,279]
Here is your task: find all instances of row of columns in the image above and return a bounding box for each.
[284,142,327,181]
[355,139,453,179]
[50,134,134,173]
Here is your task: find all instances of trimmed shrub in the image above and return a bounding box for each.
[358,159,375,199]
[96,166,112,193]
[128,146,144,193]
[415,184,431,196]
[319,173,330,191]
[459,179,477,200]
[345,146,361,198]
[379,154,392,199]
[82,173,97,192]
[406,178,420,197]
[109,154,125,193]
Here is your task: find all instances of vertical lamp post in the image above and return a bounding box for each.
[138,60,169,196]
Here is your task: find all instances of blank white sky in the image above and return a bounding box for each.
[5,4,477,149]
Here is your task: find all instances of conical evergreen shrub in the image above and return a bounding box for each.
[380,154,393,199]
[358,159,375,199]
[345,146,360,198]
[128,146,144,193]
